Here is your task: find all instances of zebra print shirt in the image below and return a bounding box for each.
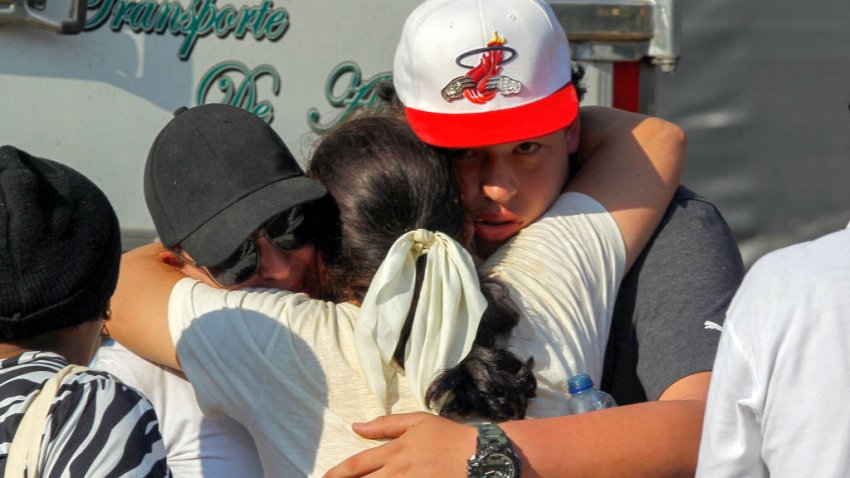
[0,351,170,477]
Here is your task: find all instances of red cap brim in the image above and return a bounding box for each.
[404,83,579,148]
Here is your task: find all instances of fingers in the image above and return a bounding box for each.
[351,412,430,439]
[323,442,393,478]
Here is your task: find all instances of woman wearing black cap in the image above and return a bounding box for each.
[0,146,170,477]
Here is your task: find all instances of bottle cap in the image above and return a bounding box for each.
[567,373,593,394]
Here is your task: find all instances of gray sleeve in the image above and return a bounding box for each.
[601,186,745,403]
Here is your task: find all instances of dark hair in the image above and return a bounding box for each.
[308,116,536,421]
[571,63,587,102]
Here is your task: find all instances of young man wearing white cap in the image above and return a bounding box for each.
[325,0,743,476]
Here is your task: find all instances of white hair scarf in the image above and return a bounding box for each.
[355,229,488,413]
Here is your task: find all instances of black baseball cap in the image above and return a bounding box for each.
[144,104,327,267]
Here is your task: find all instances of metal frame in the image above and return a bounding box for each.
[549,0,680,72]
[0,0,87,34]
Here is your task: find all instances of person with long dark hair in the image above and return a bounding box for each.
[108,108,681,477]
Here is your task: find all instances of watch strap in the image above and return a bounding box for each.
[467,423,521,478]
[476,423,511,455]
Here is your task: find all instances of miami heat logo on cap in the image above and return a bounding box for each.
[441,31,522,104]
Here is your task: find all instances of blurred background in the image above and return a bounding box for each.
[655,0,850,265]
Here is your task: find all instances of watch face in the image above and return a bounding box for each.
[480,453,516,478]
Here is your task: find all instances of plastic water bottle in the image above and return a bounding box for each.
[567,373,616,414]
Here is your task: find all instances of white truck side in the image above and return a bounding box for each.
[0,0,679,248]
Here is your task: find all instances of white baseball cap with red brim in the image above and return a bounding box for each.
[393,0,578,148]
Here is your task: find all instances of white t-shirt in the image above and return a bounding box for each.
[168,192,625,477]
[696,226,850,477]
[94,342,264,478]
[481,192,625,417]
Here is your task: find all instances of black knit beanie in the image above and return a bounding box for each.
[0,146,121,340]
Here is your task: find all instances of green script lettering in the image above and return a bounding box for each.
[252,102,273,121]
[215,5,236,34]
[85,0,114,30]
[178,0,216,60]
[176,2,192,33]
[129,2,157,31]
[251,0,271,40]
[308,62,393,133]
[263,8,288,39]
[110,0,134,30]
[154,2,181,32]
[85,0,291,61]
[234,7,258,38]
[196,61,281,124]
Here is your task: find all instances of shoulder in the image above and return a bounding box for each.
[0,352,67,387]
[95,341,171,382]
[51,367,160,423]
[47,369,169,476]
[0,353,138,407]
[168,278,321,345]
[0,355,169,477]
[734,227,850,308]
[604,188,744,401]
[723,228,850,363]
[508,191,622,255]
[483,192,625,279]
[170,277,331,319]
[543,191,609,217]
[749,226,849,277]
[655,186,737,243]
[630,186,744,289]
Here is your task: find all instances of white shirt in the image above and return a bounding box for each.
[168,192,625,477]
[697,226,850,477]
[482,192,625,417]
[95,343,264,478]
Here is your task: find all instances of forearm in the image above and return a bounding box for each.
[576,107,685,174]
[110,243,183,370]
[330,375,710,478]
[503,399,704,478]
[570,107,686,270]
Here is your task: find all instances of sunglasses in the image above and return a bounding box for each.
[181,204,317,288]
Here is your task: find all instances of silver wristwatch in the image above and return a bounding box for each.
[467,423,521,478]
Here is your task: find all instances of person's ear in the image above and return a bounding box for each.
[159,249,185,269]
[159,249,221,288]
[565,118,581,154]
